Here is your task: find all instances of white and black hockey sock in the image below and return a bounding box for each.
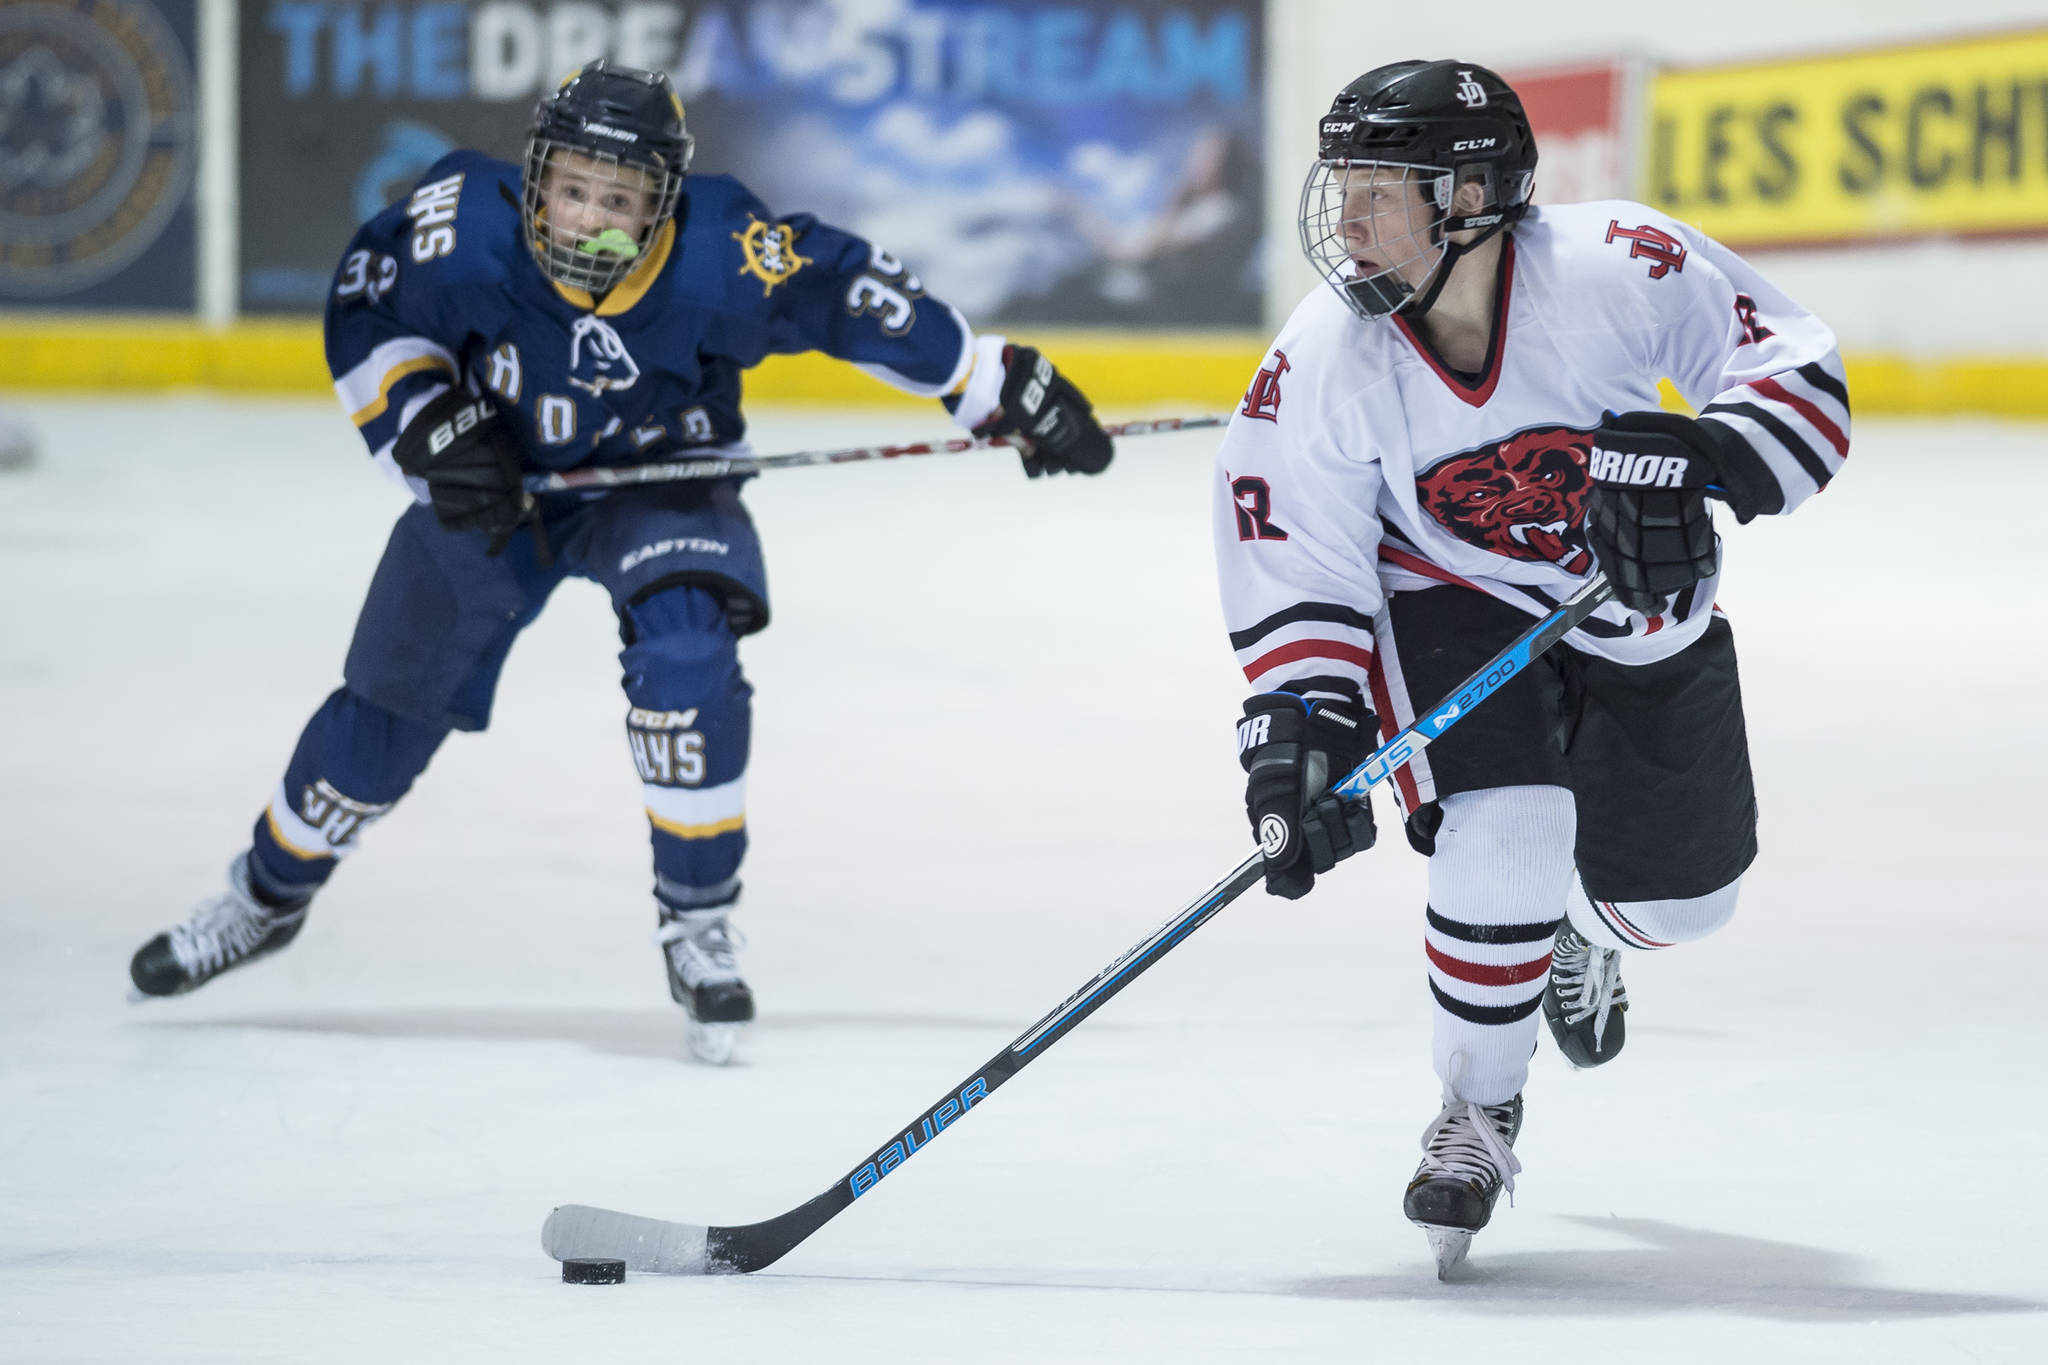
[1565,873,1743,952]
[1425,786,1576,1105]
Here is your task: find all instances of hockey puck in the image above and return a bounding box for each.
[561,1257,626,1285]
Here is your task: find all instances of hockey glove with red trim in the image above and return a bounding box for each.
[975,345,1114,478]
[1585,409,1765,614]
[394,389,534,556]
[1237,694,1378,900]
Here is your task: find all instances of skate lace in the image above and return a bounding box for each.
[655,915,748,984]
[1553,931,1627,1046]
[1416,1099,1522,1202]
[168,888,284,976]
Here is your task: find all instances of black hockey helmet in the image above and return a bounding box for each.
[522,60,694,293]
[1299,60,1538,320]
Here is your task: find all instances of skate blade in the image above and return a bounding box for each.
[687,1021,743,1066]
[1419,1225,1474,1280]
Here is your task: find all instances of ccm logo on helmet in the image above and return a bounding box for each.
[1590,445,1691,487]
[1452,137,1498,151]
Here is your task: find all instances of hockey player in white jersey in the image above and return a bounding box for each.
[1216,60,1848,1276]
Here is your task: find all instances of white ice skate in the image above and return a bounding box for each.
[657,906,754,1065]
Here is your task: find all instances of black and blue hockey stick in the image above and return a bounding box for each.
[542,572,1617,1274]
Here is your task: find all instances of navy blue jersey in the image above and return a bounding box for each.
[326,152,976,476]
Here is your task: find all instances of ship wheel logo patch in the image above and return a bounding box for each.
[733,215,811,296]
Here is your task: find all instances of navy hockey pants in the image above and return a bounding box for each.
[247,481,769,911]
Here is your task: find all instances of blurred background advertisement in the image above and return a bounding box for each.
[1644,29,2048,249]
[239,0,1265,325]
[1505,59,1639,206]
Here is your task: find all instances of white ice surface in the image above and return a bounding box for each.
[1,398,2044,1362]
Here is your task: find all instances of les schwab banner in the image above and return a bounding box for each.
[1644,28,2048,248]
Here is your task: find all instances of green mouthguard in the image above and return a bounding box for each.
[580,227,641,259]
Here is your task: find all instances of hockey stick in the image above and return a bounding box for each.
[542,573,1617,1275]
[521,414,1229,493]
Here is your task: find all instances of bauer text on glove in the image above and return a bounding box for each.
[975,345,1114,478]
[392,389,535,556]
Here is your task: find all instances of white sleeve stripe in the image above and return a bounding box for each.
[335,337,459,425]
[947,331,1008,431]
[395,382,449,435]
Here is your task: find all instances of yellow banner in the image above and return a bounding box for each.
[1643,30,2048,246]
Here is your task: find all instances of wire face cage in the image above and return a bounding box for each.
[1297,159,1457,320]
[521,140,684,293]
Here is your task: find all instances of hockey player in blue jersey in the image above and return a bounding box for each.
[128,62,1114,1063]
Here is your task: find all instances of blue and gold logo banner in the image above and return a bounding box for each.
[0,0,199,308]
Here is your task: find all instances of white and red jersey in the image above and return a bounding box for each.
[1215,199,1849,712]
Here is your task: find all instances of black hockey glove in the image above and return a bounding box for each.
[393,389,534,556]
[976,345,1114,478]
[1585,409,1760,614]
[1236,694,1378,901]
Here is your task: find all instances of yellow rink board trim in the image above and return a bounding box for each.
[0,318,2043,417]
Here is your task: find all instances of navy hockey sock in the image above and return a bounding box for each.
[249,687,449,892]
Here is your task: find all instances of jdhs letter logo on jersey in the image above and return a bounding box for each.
[1455,70,1488,108]
[1241,350,1290,422]
[1605,221,1687,280]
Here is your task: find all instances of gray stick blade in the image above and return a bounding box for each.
[542,1204,715,1274]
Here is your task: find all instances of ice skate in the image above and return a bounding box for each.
[129,855,307,998]
[1542,926,1628,1068]
[1402,1093,1523,1280]
[657,906,754,1065]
